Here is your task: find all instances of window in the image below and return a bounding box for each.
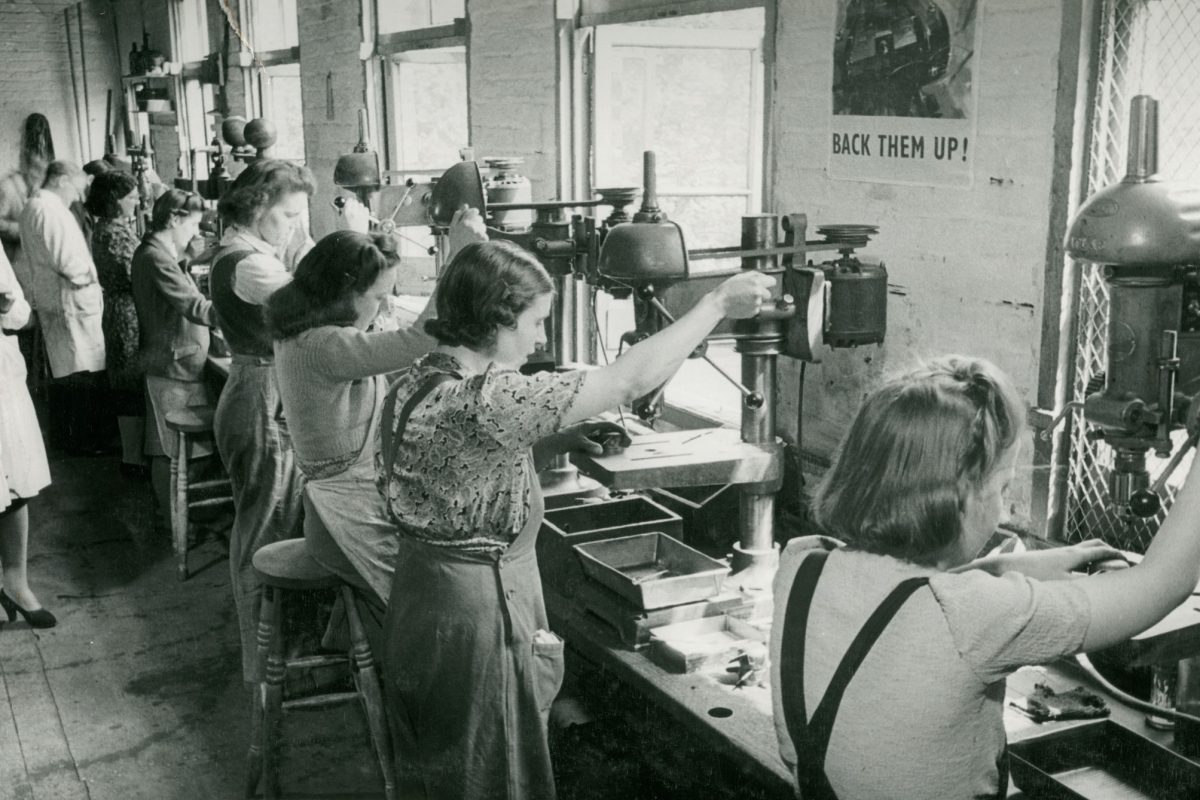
[243,0,305,162]
[1061,0,1200,549]
[379,0,464,34]
[586,6,767,423]
[172,0,210,63]
[245,0,300,55]
[257,63,306,161]
[375,2,469,276]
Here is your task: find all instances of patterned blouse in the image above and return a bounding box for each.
[93,217,142,392]
[377,351,584,553]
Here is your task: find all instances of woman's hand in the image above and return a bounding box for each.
[711,271,776,319]
[968,539,1129,582]
[334,195,372,234]
[446,205,488,261]
[532,420,631,470]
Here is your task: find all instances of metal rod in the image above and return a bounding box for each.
[645,295,754,398]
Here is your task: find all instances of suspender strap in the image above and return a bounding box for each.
[381,373,457,481]
[779,550,930,800]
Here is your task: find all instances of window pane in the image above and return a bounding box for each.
[175,0,209,62]
[391,51,468,169]
[379,0,464,34]
[601,47,755,190]
[250,0,299,51]
[263,63,305,161]
[388,48,469,269]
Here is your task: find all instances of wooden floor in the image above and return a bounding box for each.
[0,446,783,800]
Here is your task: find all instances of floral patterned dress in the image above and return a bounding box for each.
[92,217,142,405]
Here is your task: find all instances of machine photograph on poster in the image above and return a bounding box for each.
[829,0,980,186]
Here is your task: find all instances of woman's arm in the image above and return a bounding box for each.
[1074,458,1200,651]
[559,271,774,427]
[144,249,216,326]
[311,324,436,382]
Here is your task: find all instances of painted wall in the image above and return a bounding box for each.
[0,1,125,171]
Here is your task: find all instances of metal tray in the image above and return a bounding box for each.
[574,533,729,611]
[542,495,682,547]
[1009,719,1200,800]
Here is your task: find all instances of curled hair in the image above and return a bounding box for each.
[217,159,316,227]
[149,189,205,232]
[83,159,112,178]
[425,241,554,349]
[811,355,1026,565]
[267,230,401,340]
[85,170,138,219]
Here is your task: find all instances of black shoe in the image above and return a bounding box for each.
[0,589,57,629]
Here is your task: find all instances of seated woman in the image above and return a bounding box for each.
[376,240,774,800]
[130,189,216,520]
[268,212,484,635]
[769,355,1200,800]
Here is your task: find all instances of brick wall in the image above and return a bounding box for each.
[297,0,365,238]
[467,0,560,200]
[0,1,121,171]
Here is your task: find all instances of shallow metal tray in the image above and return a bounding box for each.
[1009,719,1200,800]
[574,532,729,611]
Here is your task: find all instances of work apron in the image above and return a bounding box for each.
[779,550,1009,800]
[380,374,565,800]
[301,375,394,654]
[214,354,305,681]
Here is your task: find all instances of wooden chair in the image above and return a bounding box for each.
[245,539,396,800]
[164,405,233,581]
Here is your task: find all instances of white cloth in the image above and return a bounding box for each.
[0,248,51,508]
[220,225,313,306]
[19,190,105,377]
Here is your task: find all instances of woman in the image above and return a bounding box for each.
[211,159,317,682]
[767,356,1194,799]
[0,245,54,629]
[0,113,54,272]
[269,213,484,624]
[88,170,144,475]
[131,189,215,523]
[377,240,773,800]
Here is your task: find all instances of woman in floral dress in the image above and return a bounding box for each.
[87,170,145,474]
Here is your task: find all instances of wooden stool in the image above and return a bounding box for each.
[245,539,396,800]
[164,405,233,581]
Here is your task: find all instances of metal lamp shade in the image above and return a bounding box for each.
[428,160,487,225]
[597,220,689,287]
[333,150,382,189]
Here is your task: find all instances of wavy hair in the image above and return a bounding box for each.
[425,241,554,350]
[149,189,205,232]
[268,230,401,340]
[217,159,315,227]
[811,355,1026,565]
[85,170,138,219]
[20,113,54,186]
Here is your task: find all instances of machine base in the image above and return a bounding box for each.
[729,541,779,593]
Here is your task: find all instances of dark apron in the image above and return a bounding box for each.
[380,373,565,800]
[779,550,1009,800]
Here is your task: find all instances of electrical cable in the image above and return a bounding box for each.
[1074,653,1200,726]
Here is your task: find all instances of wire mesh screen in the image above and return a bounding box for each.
[1063,0,1200,551]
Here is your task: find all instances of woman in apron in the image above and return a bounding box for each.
[769,356,1200,799]
[268,210,485,640]
[377,240,773,800]
[211,159,317,681]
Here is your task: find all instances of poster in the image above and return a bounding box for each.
[829,0,980,187]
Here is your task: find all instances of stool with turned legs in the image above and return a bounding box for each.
[244,538,396,800]
[164,405,233,581]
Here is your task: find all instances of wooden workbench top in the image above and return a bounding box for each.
[546,583,1189,799]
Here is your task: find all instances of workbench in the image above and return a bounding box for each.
[545,581,1194,799]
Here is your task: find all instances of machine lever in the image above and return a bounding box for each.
[644,295,762,407]
[1127,430,1200,517]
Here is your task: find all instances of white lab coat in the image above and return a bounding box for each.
[0,247,51,508]
[19,189,105,377]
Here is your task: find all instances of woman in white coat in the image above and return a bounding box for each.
[0,246,55,628]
